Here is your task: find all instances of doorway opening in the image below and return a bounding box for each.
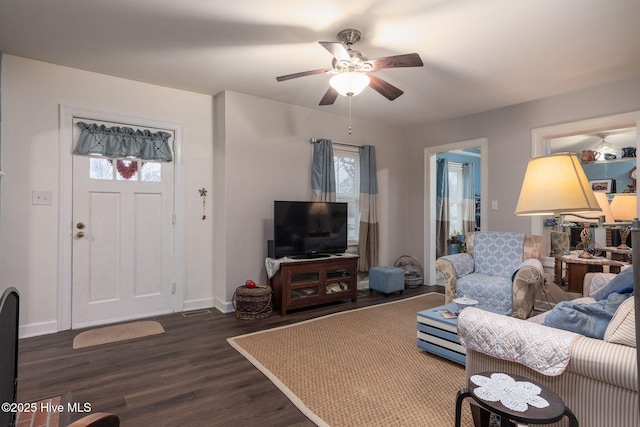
[424,138,488,285]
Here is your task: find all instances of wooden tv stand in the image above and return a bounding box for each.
[268,255,359,316]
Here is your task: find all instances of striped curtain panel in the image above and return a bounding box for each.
[311,139,336,202]
[462,162,476,233]
[358,145,379,272]
[436,158,450,258]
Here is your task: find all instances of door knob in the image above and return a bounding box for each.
[76,231,85,238]
[76,222,85,229]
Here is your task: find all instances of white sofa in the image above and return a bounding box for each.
[458,273,638,427]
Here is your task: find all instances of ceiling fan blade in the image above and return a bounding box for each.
[367,53,424,70]
[368,75,404,101]
[319,87,339,105]
[319,41,351,62]
[276,69,330,82]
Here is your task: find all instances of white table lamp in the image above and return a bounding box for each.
[610,193,637,249]
[515,153,601,258]
[515,153,600,216]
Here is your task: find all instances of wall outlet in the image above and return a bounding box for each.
[491,200,498,210]
[32,190,52,205]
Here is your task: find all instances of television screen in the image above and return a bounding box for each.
[274,201,348,258]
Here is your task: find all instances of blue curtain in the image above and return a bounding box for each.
[436,158,450,258]
[73,122,173,161]
[311,139,336,202]
[462,162,476,233]
[358,145,379,271]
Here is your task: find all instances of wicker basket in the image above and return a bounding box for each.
[233,285,273,320]
[393,255,424,288]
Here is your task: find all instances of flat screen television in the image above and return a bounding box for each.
[274,201,348,259]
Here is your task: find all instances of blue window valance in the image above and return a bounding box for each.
[73,122,173,162]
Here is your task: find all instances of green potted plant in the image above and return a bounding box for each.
[450,230,461,243]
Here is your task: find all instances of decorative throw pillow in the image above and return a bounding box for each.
[465,232,476,256]
[523,234,543,260]
[604,297,636,348]
[550,231,570,255]
[593,267,634,301]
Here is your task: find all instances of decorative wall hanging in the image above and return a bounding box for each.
[199,188,207,220]
[115,159,144,180]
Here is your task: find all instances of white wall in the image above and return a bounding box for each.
[0,56,411,332]
[405,75,640,276]
[213,91,409,310]
[0,55,215,336]
[6,55,638,331]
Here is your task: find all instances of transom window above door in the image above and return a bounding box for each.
[74,121,173,183]
[89,158,162,182]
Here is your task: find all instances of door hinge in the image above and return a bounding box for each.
[172,283,176,295]
[172,213,177,224]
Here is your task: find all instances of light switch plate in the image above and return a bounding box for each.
[32,190,52,205]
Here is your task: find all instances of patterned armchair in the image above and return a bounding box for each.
[435,231,543,319]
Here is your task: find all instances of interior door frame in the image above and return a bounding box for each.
[58,105,185,331]
[424,138,488,285]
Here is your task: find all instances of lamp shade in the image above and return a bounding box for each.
[563,191,615,223]
[515,152,601,216]
[329,72,370,96]
[610,193,637,221]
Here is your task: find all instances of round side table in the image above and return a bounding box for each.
[454,371,578,427]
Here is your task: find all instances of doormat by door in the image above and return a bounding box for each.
[73,320,165,349]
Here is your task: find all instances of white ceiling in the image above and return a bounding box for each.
[1,0,640,127]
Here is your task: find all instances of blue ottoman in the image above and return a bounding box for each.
[369,266,404,295]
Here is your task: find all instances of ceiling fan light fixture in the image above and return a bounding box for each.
[329,72,370,97]
[594,133,616,158]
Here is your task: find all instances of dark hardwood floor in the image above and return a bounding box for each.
[17,285,443,427]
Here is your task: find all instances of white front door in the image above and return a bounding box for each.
[71,119,175,328]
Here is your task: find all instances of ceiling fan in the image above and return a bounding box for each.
[276,29,424,105]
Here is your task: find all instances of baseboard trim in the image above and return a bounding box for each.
[215,298,235,314]
[19,320,58,339]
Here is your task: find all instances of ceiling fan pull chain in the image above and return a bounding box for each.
[348,95,353,134]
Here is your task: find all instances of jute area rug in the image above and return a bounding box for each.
[73,320,165,349]
[228,292,474,427]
